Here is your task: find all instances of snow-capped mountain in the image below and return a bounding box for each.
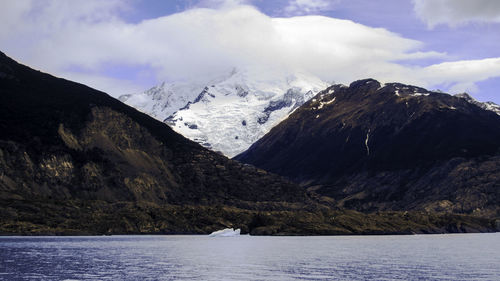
[119,68,328,157]
[118,81,206,122]
[455,93,500,115]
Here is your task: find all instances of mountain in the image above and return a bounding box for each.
[118,80,205,122]
[236,79,500,218]
[119,68,328,157]
[0,53,496,235]
[0,53,309,205]
[0,51,313,234]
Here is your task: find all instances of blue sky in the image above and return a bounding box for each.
[1,0,500,103]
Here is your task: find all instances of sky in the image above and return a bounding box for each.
[1,0,500,103]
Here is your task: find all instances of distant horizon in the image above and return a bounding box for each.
[2,0,499,103]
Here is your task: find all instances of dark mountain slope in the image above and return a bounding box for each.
[0,51,307,205]
[236,79,500,217]
[0,51,321,234]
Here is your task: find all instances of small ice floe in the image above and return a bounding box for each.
[208,228,241,237]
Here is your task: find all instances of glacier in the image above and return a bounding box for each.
[120,68,328,157]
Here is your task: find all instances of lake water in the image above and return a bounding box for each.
[0,233,499,280]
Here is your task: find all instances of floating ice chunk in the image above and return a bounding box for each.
[208,228,241,237]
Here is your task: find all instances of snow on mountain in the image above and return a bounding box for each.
[119,81,206,122]
[455,93,500,115]
[119,68,328,157]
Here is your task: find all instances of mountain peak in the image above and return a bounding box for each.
[455,92,473,100]
[121,68,328,157]
[349,78,381,91]
[236,81,500,215]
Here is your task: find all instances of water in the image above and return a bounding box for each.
[1,233,499,280]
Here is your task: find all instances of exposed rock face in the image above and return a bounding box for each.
[0,103,305,206]
[236,79,500,217]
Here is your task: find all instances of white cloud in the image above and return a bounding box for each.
[416,58,500,93]
[448,82,479,94]
[58,70,148,97]
[1,0,499,98]
[284,0,338,15]
[420,58,500,84]
[413,0,500,28]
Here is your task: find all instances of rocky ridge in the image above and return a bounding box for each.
[455,92,500,115]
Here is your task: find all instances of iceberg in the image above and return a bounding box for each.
[208,228,241,237]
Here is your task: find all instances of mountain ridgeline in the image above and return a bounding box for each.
[0,52,497,235]
[236,79,500,218]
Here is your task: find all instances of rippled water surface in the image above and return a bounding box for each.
[1,233,499,280]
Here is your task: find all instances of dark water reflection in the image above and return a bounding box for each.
[1,233,499,280]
